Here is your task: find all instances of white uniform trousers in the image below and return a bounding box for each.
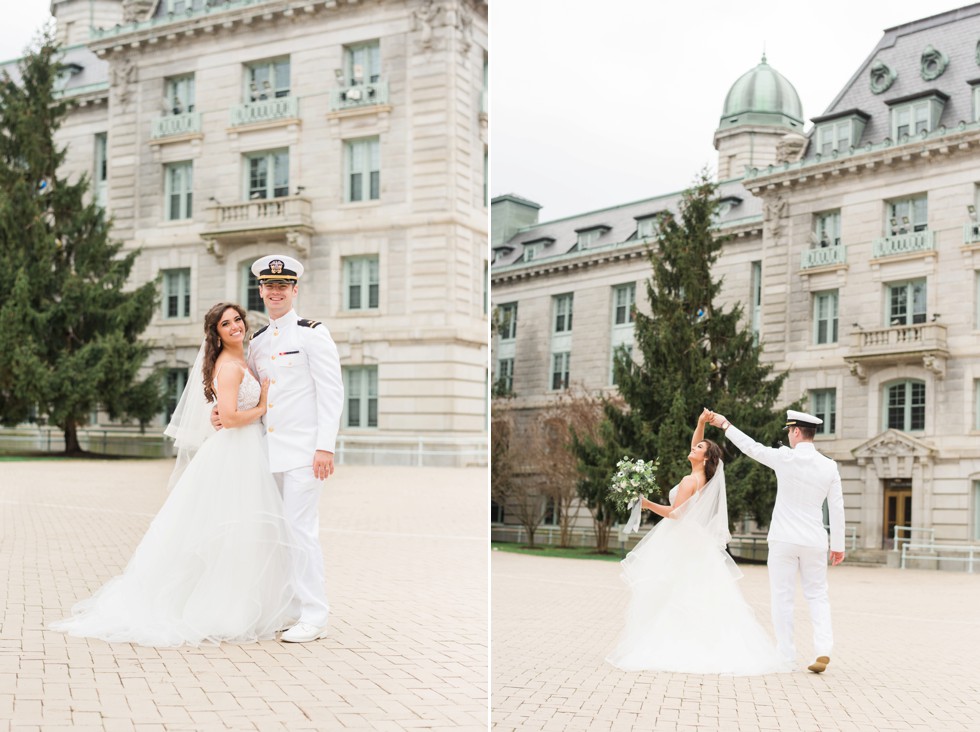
[767,541,833,662]
[274,465,330,628]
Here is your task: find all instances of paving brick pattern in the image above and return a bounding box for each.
[492,550,980,731]
[0,460,488,731]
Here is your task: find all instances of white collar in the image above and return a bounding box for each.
[269,309,298,330]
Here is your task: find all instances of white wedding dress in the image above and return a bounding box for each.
[607,464,790,675]
[50,370,298,646]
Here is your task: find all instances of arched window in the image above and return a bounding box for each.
[883,379,926,432]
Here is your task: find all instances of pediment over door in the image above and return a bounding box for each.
[852,429,936,478]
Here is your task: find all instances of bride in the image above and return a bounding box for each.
[607,408,789,675]
[50,303,299,646]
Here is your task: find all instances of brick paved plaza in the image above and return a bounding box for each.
[492,551,980,731]
[0,459,487,731]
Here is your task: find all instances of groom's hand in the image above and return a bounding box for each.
[210,406,223,431]
[709,412,728,429]
[313,450,335,481]
[830,551,845,566]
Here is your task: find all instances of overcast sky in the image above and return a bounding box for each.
[0,3,52,65]
[490,0,972,222]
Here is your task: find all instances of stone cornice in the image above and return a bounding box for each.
[744,122,980,194]
[491,219,764,285]
[89,0,362,57]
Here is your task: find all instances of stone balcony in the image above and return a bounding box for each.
[872,230,935,258]
[200,196,313,261]
[150,111,202,140]
[844,323,948,381]
[229,96,299,127]
[328,80,389,112]
[801,244,846,269]
[963,222,980,244]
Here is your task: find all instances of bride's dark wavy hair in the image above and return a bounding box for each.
[201,302,248,403]
[703,439,723,484]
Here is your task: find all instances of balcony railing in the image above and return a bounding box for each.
[964,222,980,244]
[328,81,389,112]
[201,196,313,259]
[846,323,947,375]
[872,230,934,258]
[151,111,202,140]
[801,244,846,269]
[230,96,298,127]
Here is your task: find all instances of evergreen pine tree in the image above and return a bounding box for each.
[0,34,163,454]
[574,171,798,531]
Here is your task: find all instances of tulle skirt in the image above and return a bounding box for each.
[50,423,298,647]
[607,516,791,675]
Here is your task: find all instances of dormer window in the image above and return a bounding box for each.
[811,110,869,156]
[520,237,554,262]
[887,92,948,141]
[55,62,83,91]
[716,196,742,218]
[575,225,610,248]
[635,214,661,240]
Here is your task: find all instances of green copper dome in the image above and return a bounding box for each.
[719,55,803,129]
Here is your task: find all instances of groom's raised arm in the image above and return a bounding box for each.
[710,413,784,470]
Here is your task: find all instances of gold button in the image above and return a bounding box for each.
[268,427,275,433]
[271,355,276,360]
[268,404,273,408]
[273,332,278,336]
[271,379,276,384]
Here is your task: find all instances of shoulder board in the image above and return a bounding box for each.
[298,319,321,329]
[251,325,269,340]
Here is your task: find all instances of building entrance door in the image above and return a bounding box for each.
[883,478,912,549]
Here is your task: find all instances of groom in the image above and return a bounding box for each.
[215,254,344,642]
[709,409,845,673]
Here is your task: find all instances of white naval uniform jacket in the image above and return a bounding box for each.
[725,426,845,552]
[247,309,344,474]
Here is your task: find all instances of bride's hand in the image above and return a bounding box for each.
[258,378,271,411]
[699,408,714,424]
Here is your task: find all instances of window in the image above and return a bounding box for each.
[164,368,188,422]
[496,358,514,395]
[162,268,191,319]
[344,41,380,85]
[345,137,380,202]
[577,229,604,248]
[490,500,504,523]
[813,211,841,247]
[887,279,926,326]
[891,99,931,139]
[165,74,195,114]
[751,261,762,344]
[543,497,559,526]
[165,161,193,220]
[551,352,570,390]
[241,265,264,312]
[885,380,925,431]
[498,303,517,340]
[246,150,289,200]
[976,379,980,431]
[523,243,541,261]
[343,256,379,311]
[343,366,378,428]
[810,389,837,436]
[974,481,980,541]
[976,272,980,329]
[553,294,573,333]
[613,284,636,326]
[246,58,290,101]
[817,120,852,155]
[94,133,107,209]
[974,86,980,123]
[610,344,632,387]
[887,196,927,234]
[636,216,659,239]
[813,290,839,344]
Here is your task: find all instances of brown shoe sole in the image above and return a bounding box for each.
[807,656,830,673]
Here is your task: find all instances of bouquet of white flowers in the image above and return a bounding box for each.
[609,456,661,513]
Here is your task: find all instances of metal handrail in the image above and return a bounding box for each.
[892,525,936,551]
[901,542,978,573]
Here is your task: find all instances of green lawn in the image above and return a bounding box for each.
[492,541,625,562]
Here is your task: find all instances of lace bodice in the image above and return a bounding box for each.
[214,365,261,411]
[668,485,679,506]
[236,369,261,411]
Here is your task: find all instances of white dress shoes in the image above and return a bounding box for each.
[280,621,328,643]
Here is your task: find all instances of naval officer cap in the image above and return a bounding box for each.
[785,409,823,429]
[251,254,304,284]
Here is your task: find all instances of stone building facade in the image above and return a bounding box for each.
[10,0,489,464]
[492,5,980,548]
